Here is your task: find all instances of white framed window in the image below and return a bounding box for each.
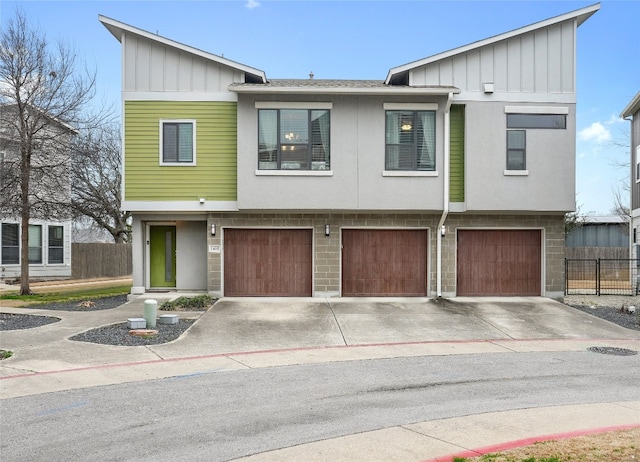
[28,224,42,264]
[385,110,436,171]
[48,225,64,264]
[258,109,330,171]
[160,120,196,165]
[635,146,640,183]
[505,110,567,173]
[1,223,19,265]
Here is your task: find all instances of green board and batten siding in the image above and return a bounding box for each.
[449,105,465,203]
[124,101,237,201]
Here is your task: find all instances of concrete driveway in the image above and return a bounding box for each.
[149,296,640,359]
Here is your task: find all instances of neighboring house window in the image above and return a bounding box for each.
[506,113,567,171]
[258,109,330,170]
[635,146,640,183]
[385,110,436,171]
[160,121,195,165]
[1,223,19,264]
[29,225,42,264]
[48,225,64,264]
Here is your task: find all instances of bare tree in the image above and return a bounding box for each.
[70,124,131,243]
[0,10,104,294]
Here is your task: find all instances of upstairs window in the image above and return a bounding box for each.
[506,112,567,172]
[48,225,64,264]
[385,110,436,171]
[161,121,195,165]
[1,223,19,265]
[258,109,330,171]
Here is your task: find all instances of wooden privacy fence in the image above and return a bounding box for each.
[565,258,640,296]
[72,243,132,279]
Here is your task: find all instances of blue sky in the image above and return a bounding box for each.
[1,0,638,215]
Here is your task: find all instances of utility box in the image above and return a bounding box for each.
[144,299,158,328]
[159,314,179,325]
[127,318,146,329]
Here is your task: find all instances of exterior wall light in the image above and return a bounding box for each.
[441,225,446,236]
[211,224,216,236]
[325,224,330,237]
[199,198,205,204]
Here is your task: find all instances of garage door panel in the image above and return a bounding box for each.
[342,230,427,297]
[224,229,312,297]
[457,230,541,296]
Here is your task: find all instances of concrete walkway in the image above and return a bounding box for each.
[1,294,639,461]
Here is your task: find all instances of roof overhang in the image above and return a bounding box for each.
[621,91,640,119]
[385,3,601,84]
[229,85,460,96]
[98,15,267,83]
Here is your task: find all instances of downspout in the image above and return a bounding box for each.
[437,92,453,297]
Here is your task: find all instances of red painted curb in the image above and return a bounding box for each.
[423,424,640,462]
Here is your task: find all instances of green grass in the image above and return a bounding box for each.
[0,285,131,306]
[454,456,562,462]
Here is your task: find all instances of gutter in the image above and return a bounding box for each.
[436,92,454,297]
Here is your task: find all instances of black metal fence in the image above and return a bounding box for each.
[565,258,640,295]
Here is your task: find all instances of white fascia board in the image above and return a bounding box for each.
[122,201,239,213]
[123,92,238,102]
[621,91,640,118]
[98,15,266,82]
[230,86,459,96]
[385,3,600,84]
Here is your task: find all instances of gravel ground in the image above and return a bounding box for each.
[20,294,129,311]
[563,294,640,331]
[0,312,60,331]
[69,319,197,346]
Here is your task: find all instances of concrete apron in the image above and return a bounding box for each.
[0,296,639,400]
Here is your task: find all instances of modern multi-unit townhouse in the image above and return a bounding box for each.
[100,3,599,299]
[622,92,640,262]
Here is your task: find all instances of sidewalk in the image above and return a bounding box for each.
[1,293,639,461]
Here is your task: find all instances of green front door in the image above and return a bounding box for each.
[150,226,176,288]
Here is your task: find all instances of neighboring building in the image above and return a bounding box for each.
[622,92,640,262]
[566,215,628,259]
[0,106,74,280]
[100,3,599,299]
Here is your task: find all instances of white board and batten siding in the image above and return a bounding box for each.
[122,34,245,96]
[411,21,576,98]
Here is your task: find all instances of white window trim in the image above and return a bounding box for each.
[384,103,438,111]
[159,119,197,166]
[383,171,439,177]
[635,145,640,184]
[504,170,529,176]
[255,101,332,109]
[504,106,569,114]
[255,170,333,177]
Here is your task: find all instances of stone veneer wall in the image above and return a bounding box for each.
[206,213,565,298]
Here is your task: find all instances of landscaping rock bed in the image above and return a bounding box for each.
[20,294,129,311]
[0,312,60,331]
[69,319,197,346]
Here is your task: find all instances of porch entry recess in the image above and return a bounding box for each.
[149,225,176,288]
[341,229,428,296]
[565,258,640,296]
[456,229,542,296]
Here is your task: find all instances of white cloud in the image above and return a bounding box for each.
[578,122,611,143]
[246,0,260,9]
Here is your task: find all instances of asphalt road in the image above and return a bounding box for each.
[1,350,638,461]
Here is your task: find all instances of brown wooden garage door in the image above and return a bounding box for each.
[457,230,542,296]
[342,229,428,296]
[224,229,312,296]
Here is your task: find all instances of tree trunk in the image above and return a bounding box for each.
[19,146,31,295]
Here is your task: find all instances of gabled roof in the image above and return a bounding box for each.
[385,3,600,85]
[98,15,267,84]
[621,91,640,119]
